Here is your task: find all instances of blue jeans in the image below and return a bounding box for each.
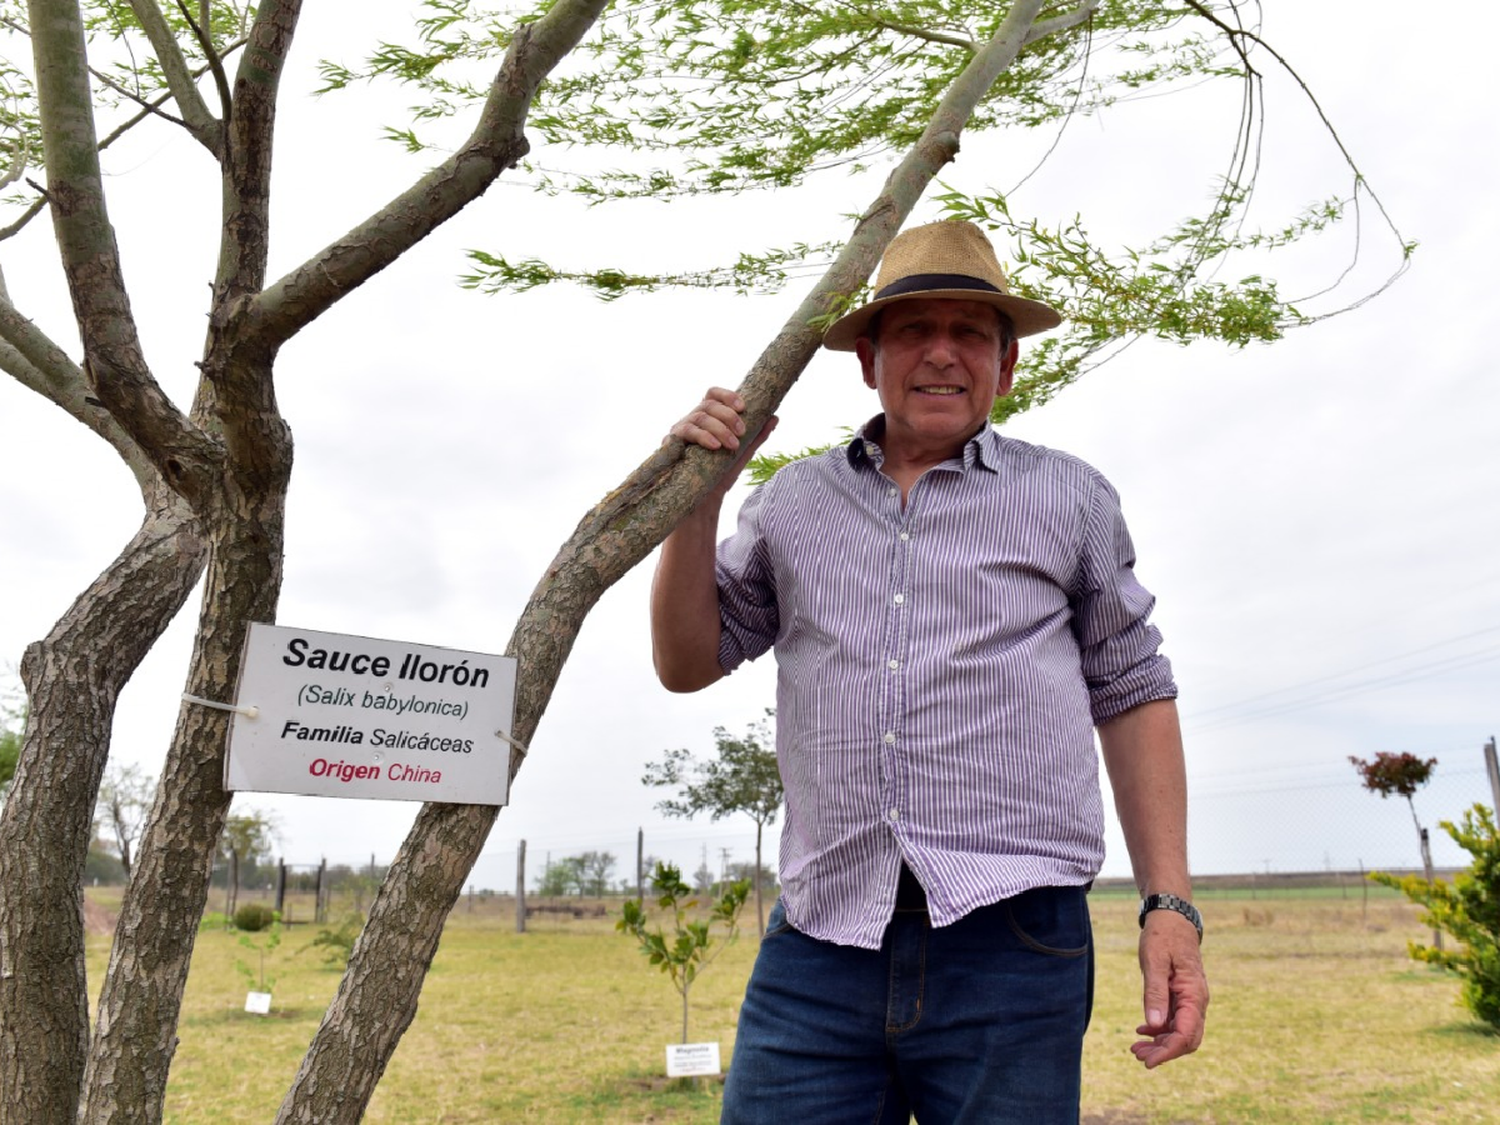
[721,885,1094,1124]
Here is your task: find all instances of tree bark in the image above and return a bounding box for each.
[0,488,204,1123]
[81,435,291,1123]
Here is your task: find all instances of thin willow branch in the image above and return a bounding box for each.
[119,0,220,151]
[172,0,232,134]
[87,62,190,127]
[1024,0,1103,44]
[870,16,976,50]
[0,194,43,240]
[95,38,248,151]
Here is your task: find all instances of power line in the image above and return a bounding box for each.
[1184,625,1500,720]
[1182,635,1500,733]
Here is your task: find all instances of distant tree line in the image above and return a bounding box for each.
[531,849,777,899]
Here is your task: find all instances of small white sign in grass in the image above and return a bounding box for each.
[665,1042,720,1078]
[243,991,272,1015]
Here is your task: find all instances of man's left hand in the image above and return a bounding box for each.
[1131,909,1208,1068]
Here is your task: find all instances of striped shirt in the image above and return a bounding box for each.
[715,419,1177,949]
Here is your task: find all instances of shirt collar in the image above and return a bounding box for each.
[847,415,1002,474]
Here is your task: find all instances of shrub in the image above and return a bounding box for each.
[300,912,364,967]
[233,902,277,933]
[1371,803,1500,1030]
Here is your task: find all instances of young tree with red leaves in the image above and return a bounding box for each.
[1350,751,1439,857]
[1352,751,1441,947]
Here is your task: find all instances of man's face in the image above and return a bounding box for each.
[855,298,1018,455]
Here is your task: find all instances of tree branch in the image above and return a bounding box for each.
[95,37,249,153]
[0,287,158,495]
[123,0,222,152]
[246,0,611,354]
[1024,0,1102,45]
[210,0,300,305]
[869,16,976,51]
[0,125,28,191]
[187,0,302,489]
[86,62,189,129]
[1177,0,1409,314]
[173,0,233,133]
[28,0,220,508]
[0,195,45,241]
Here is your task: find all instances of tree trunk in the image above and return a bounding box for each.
[0,493,205,1123]
[81,463,292,1123]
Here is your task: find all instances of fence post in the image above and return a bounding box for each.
[637,827,645,908]
[1420,828,1441,951]
[515,840,527,934]
[275,858,286,914]
[316,857,328,924]
[1485,736,1499,813]
[226,850,239,918]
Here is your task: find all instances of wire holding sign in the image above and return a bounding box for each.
[182,693,259,720]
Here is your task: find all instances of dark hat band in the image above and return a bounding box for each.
[874,273,1003,300]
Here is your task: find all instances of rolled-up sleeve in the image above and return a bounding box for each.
[715,481,781,674]
[1070,475,1177,724]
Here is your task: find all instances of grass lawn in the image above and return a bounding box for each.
[81,886,1497,1123]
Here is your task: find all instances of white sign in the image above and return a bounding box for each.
[665,1042,721,1078]
[224,623,517,806]
[244,991,272,1015]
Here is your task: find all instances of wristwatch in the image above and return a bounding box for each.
[1138,893,1203,943]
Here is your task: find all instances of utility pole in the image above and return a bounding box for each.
[1485,735,1499,813]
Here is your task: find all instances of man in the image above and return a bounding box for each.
[652,220,1207,1124]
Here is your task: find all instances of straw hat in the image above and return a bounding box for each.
[822,220,1062,351]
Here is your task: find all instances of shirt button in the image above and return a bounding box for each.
[893,593,905,605]
[887,659,899,671]
[888,487,899,499]
[899,532,910,541]
[883,731,896,744]
[888,808,900,821]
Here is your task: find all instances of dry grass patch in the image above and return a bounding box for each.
[77,887,1500,1123]
[1081,894,1499,1124]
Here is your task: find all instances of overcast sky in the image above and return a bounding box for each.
[3,2,1498,892]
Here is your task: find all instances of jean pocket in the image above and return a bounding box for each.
[762,898,797,938]
[1004,886,1090,957]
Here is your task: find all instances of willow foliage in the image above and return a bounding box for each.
[309,1,1412,439]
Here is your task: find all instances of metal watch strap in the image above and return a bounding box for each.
[1138,892,1203,942]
